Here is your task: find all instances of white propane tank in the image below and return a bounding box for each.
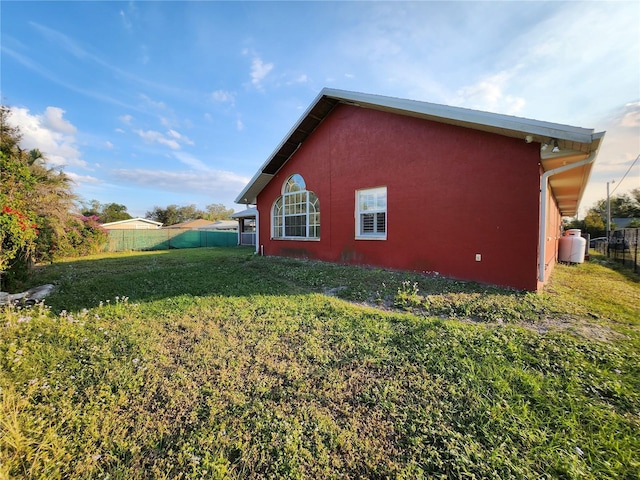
[558,229,586,264]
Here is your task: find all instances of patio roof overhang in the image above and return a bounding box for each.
[235,88,605,217]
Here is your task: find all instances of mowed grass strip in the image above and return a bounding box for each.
[1,247,639,479]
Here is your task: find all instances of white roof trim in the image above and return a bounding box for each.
[100,217,163,227]
[321,88,598,144]
[235,88,605,206]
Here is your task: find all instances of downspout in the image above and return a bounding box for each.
[254,207,260,255]
[538,152,597,282]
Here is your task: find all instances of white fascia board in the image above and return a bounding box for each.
[230,207,257,218]
[235,88,605,205]
[234,90,329,205]
[100,217,162,227]
[234,173,274,205]
[321,88,599,144]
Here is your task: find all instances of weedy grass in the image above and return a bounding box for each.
[1,248,639,479]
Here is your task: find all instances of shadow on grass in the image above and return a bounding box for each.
[26,247,282,312]
[24,246,532,314]
[588,251,640,284]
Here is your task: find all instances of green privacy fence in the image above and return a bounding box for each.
[104,229,238,252]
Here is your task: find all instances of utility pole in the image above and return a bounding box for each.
[606,180,615,241]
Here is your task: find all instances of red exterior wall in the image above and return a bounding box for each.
[257,104,544,290]
[539,182,563,289]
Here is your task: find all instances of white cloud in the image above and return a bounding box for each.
[453,70,526,115]
[29,21,88,60]
[119,114,133,125]
[40,106,77,134]
[8,106,86,168]
[284,74,310,86]
[236,118,245,131]
[111,168,250,196]
[577,103,640,216]
[134,129,180,150]
[250,56,274,88]
[119,10,132,31]
[66,171,101,184]
[133,128,194,150]
[167,129,194,146]
[620,102,640,128]
[104,141,114,149]
[139,93,166,110]
[211,89,235,103]
[172,152,209,171]
[139,44,150,65]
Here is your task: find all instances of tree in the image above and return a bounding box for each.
[101,203,131,223]
[0,152,39,276]
[627,218,640,228]
[1,106,40,283]
[81,200,132,223]
[80,199,102,218]
[1,105,105,289]
[25,148,77,257]
[583,210,606,236]
[591,190,640,219]
[146,205,180,225]
[0,105,22,156]
[628,188,640,217]
[145,204,204,225]
[100,203,132,223]
[203,203,235,221]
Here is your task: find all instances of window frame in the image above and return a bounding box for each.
[355,186,387,240]
[271,174,320,241]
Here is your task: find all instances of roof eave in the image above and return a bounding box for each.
[235,88,606,208]
[234,90,340,205]
[546,132,605,217]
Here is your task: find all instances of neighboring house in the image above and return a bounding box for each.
[231,208,257,246]
[100,218,163,230]
[197,220,238,231]
[163,219,217,230]
[612,218,640,229]
[235,88,604,291]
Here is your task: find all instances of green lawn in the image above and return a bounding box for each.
[1,247,639,479]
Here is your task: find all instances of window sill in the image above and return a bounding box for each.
[272,237,321,242]
[355,235,387,241]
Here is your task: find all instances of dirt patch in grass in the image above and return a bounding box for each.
[326,285,628,343]
[519,316,628,342]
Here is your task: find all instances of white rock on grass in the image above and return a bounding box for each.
[0,284,55,305]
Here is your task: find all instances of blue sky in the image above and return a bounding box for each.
[2,1,638,218]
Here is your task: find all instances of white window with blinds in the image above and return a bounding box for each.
[355,186,387,240]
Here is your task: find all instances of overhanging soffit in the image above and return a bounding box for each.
[235,88,605,213]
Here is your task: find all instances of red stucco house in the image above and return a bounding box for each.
[235,89,604,291]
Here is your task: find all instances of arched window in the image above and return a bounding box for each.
[272,174,320,239]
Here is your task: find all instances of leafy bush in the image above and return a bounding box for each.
[0,205,38,271]
[38,215,108,262]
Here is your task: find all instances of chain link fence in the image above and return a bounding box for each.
[592,228,639,273]
[104,229,237,252]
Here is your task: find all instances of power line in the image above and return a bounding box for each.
[610,153,640,196]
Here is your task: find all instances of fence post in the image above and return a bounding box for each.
[633,228,640,273]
